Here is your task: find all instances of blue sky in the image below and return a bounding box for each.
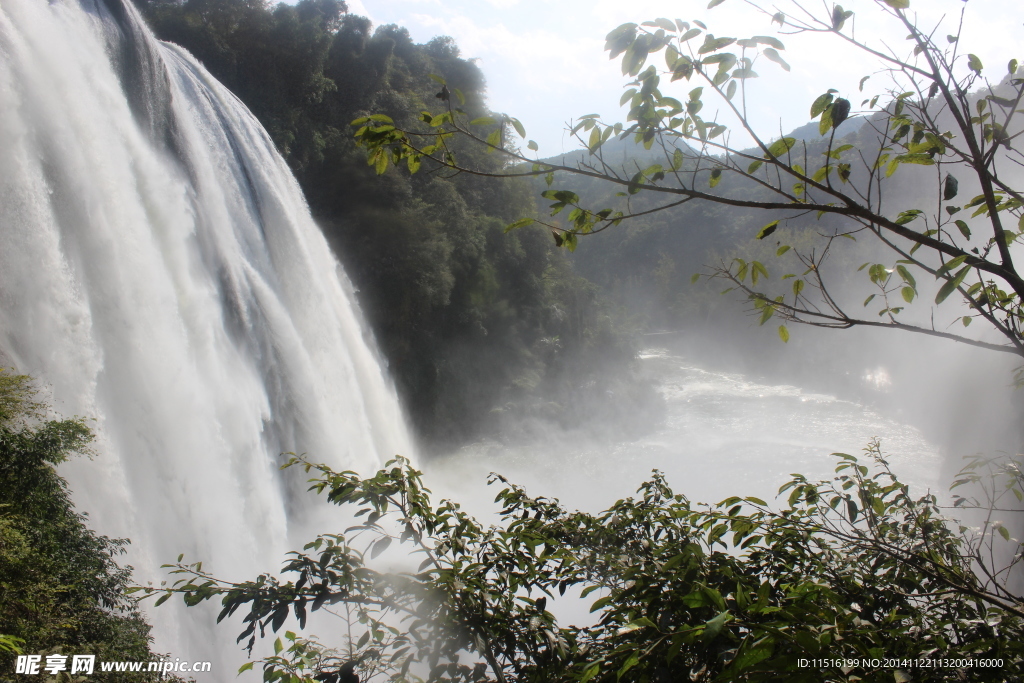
[342,0,1022,156]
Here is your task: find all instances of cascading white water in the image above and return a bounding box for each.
[0,0,413,671]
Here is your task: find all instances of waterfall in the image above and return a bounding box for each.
[0,0,414,669]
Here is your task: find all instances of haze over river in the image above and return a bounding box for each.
[429,345,942,515]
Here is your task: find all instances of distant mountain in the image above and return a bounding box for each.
[783,115,868,144]
[536,115,868,170]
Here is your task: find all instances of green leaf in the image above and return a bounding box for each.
[895,208,923,225]
[753,35,785,49]
[707,0,727,7]
[703,611,731,640]
[510,117,526,138]
[778,325,789,342]
[373,149,388,175]
[935,265,970,304]
[698,35,736,55]
[563,231,578,252]
[605,23,638,59]
[763,47,790,71]
[239,662,255,673]
[757,220,780,239]
[819,105,833,135]
[935,254,967,278]
[883,0,909,8]
[895,153,935,166]
[527,140,539,151]
[469,117,496,126]
[504,217,534,233]
[679,28,703,43]
[901,286,915,303]
[486,128,501,151]
[731,641,774,672]
[968,53,983,74]
[829,98,850,128]
[896,265,916,287]
[944,174,959,200]
[752,261,768,284]
[580,664,601,683]
[765,137,796,158]
[999,525,1011,541]
[709,168,723,187]
[691,272,702,284]
[810,93,834,118]
[748,159,763,174]
[617,653,640,680]
[628,171,644,194]
[370,536,392,559]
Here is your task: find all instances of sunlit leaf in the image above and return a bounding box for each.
[763,47,790,71]
[757,220,780,239]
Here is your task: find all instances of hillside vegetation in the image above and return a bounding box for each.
[140,0,655,446]
[0,372,173,682]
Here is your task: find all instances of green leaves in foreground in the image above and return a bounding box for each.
[146,443,1024,682]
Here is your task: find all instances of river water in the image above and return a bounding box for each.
[429,347,942,515]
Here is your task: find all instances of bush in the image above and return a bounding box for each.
[147,442,1024,682]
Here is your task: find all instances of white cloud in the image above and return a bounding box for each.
[346,0,1024,154]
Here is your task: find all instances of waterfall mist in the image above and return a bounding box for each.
[0,0,413,668]
[426,321,1022,537]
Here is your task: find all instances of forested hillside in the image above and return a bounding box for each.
[540,116,877,333]
[139,0,653,446]
[0,373,173,682]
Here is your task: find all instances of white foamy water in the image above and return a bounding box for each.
[0,0,412,673]
[430,349,941,514]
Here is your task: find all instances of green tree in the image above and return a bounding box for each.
[140,2,1024,681]
[144,445,1024,682]
[141,0,647,445]
[0,371,170,682]
[352,0,1024,376]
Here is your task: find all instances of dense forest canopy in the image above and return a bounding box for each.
[140,0,654,447]
[133,2,1024,681]
[0,372,177,682]
[348,0,1024,389]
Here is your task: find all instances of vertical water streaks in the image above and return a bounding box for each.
[0,0,413,669]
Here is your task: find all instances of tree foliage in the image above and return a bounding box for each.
[0,371,170,681]
[140,0,647,445]
[134,2,1024,680]
[145,444,1024,682]
[351,0,1024,376]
